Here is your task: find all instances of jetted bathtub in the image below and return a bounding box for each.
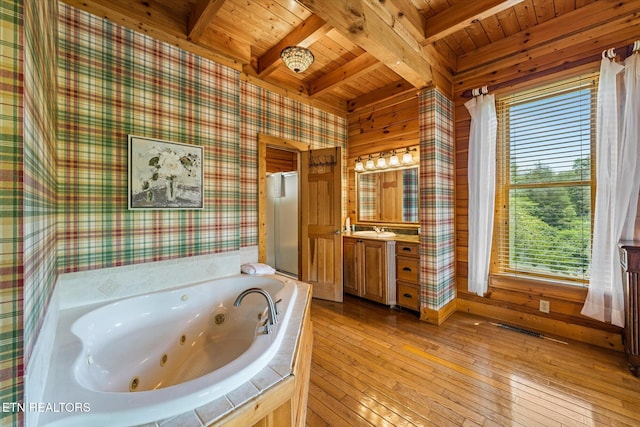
[39,274,298,426]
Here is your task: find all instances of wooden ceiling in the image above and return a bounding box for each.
[62,0,640,115]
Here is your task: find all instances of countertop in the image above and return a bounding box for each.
[342,231,420,243]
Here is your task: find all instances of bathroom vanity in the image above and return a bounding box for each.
[343,233,420,308]
[343,236,396,305]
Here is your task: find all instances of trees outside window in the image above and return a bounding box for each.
[494,76,597,284]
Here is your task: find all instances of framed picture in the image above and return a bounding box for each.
[128,135,204,210]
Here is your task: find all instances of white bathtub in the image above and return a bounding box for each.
[39,274,298,426]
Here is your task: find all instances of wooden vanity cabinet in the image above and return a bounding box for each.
[343,237,396,305]
[396,241,420,311]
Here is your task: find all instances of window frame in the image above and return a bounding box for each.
[491,76,598,286]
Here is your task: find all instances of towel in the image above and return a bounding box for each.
[241,263,276,275]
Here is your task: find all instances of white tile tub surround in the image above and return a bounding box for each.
[27,247,311,427]
[157,280,310,427]
[56,247,258,309]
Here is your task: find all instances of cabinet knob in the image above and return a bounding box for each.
[402,247,411,252]
[403,293,413,298]
[403,267,412,272]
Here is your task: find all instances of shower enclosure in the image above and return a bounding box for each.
[266,172,299,277]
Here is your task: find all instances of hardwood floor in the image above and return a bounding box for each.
[306,295,640,427]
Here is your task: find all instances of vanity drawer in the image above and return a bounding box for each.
[396,242,419,258]
[397,282,420,311]
[396,256,419,282]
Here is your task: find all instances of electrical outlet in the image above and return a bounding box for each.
[539,300,550,313]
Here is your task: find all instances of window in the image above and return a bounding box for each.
[494,75,598,284]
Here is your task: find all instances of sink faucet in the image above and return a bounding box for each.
[233,288,278,333]
[373,226,386,233]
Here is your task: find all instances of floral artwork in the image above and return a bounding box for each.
[128,135,204,209]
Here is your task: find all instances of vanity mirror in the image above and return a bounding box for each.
[356,165,419,224]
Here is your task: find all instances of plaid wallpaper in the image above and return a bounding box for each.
[419,88,455,310]
[23,0,58,373]
[57,4,241,271]
[57,4,346,268]
[403,168,419,222]
[0,0,24,423]
[239,84,347,246]
[2,2,346,417]
[357,173,377,220]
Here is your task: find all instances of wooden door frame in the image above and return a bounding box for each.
[258,133,309,264]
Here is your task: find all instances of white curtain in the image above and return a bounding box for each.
[465,94,497,296]
[582,52,640,327]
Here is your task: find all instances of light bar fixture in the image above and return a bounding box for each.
[354,147,417,171]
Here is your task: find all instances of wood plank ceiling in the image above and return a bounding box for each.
[62,0,640,115]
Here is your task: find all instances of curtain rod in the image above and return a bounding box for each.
[460,41,638,99]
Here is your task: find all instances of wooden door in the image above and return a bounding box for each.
[301,147,343,302]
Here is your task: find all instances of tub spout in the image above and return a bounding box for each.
[233,288,278,331]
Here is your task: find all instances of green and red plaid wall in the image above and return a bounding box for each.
[1,1,26,423]
[2,2,455,423]
[420,88,456,311]
[3,2,346,422]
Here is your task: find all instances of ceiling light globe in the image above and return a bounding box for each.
[280,46,314,73]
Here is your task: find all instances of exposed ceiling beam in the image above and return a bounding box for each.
[365,0,454,82]
[309,52,381,97]
[347,79,415,113]
[296,0,444,89]
[423,0,524,45]
[373,0,427,42]
[188,0,227,42]
[257,14,331,77]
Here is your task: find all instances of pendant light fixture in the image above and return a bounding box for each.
[280,46,314,73]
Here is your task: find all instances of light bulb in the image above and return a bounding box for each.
[376,155,387,169]
[354,157,364,171]
[389,150,400,167]
[402,149,413,164]
[365,155,375,170]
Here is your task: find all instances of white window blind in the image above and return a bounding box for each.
[494,75,598,284]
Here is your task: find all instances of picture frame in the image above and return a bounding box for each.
[128,135,204,210]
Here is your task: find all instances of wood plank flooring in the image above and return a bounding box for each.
[306,295,640,427]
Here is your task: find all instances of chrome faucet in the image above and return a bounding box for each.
[373,226,386,234]
[233,288,278,333]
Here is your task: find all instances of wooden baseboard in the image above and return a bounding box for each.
[456,299,623,351]
[420,298,457,325]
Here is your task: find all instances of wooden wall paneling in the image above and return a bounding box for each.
[457,0,640,73]
[266,147,298,173]
[452,10,639,341]
[347,81,416,113]
[456,27,640,95]
[348,98,419,136]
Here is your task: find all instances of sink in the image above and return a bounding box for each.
[352,230,396,238]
